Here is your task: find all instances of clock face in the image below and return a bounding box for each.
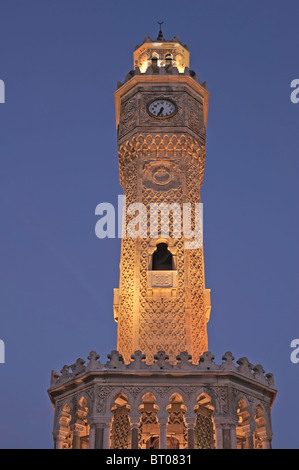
[147,99,177,118]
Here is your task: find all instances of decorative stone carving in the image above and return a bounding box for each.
[106,351,125,369]
[237,357,253,377]
[118,134,206,188]
[266,373,275,388]
[50,370,60,387]
[187,95,204,135]
[86,350,103,372]
[151,272,173,287]
[70,358,86,376]
[176,351,195,369]
[96,386,113,413]
[59,365,71,383]
[194,406,215,449]
[221,351,237,371]
[214,387,229,414]
[111,405,131,449]
[127,351,149,370]
[119,95,137,138]
[142,160,182,192]
[152,351,173,370]
[252,364,267,384]
[198,352,220,371]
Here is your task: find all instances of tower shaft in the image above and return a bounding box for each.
[113,38,211,363]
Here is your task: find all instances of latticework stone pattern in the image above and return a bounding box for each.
[116,134,209,364]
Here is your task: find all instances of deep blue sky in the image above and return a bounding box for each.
[0,0,298,449]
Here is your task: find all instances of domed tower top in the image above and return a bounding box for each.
[133,23,190,73]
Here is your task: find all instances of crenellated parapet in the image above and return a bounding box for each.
[49,349,276,391]
[48,349,276,450]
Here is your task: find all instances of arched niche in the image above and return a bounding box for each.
[138,392,159,449]
[166,392,187,449]
[193,393,215,449]
[110,393,131,449]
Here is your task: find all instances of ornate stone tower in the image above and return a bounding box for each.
[48,28,276,451]
[113,29,211,364]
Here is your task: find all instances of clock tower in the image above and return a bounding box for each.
[48,27,276,451]
[113,29,211,364]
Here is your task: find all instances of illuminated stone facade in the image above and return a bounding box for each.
[114,35,210,364]
[48,29,276,450]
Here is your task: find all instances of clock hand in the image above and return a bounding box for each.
[157,106,164,116]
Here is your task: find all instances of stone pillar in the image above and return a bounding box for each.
[229,422,237,449]
[53,430,68,449]
[185,417,195,449]
[87,419,111,449]
[213,418,223,449]
[131,421,139,449]
[70,424,84,449]
[102,422,111,449]
[259,431,272,449]
[88,424,96,449]
[95,425,104,449]
[243,424,254,449]
[159,418,168,450]
[214,417,238,449]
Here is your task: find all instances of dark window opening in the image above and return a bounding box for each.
[152,243,173,271]
[165,54,172,66]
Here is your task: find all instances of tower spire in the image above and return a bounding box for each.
[157,21,165,41]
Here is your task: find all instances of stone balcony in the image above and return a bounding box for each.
[48,350,277,450]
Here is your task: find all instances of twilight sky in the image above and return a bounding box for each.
[0,0,298,449]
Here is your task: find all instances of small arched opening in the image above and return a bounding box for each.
[152,242,173,271]
[110,393,131,449]
[138,392,159,449]
[194,393,215,449]
[165,54,173,71]
[166,393,187,449]
[151,53,159,71]
[254,405,268,449]
[236,398,251,449]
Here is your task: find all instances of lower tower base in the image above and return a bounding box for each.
[48,350,276,449]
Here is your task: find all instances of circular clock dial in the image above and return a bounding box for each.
[147,99,177,118]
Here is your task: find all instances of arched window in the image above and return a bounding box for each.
[165,54,173,67]
[151,53,159,70]
[152,242,173,270]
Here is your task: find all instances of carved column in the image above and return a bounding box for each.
[213,417,238,449]
[53,430,68,449]
[213,418,223,449]
[223,421,237,449]
[259,431,272,449]
[103,422,111,449]
[70,423,84,449]
[243,424,255,449]
[159,417,168,449]
[131,419,140,449]
[185,417,195,449]
[88,423,96,449]
[87,418,112,449]
[95,425,104,449]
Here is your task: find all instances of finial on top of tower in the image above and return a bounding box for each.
[157,21,165,41]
